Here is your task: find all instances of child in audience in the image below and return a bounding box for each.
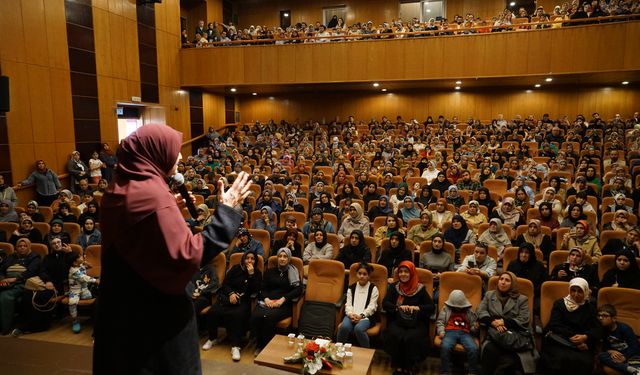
[68,252,98,333]
[436,289,479,375]
[336,262,379,348]
[597,304,640,374]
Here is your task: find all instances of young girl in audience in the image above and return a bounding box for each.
[67,252,99,333]
[336,262,378,348]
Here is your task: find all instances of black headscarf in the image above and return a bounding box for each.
[444,215,470,249]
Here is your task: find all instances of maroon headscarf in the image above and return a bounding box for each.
[101,125,203,294]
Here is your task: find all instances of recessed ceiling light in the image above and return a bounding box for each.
[252,92,257,96]
[545,78,553,82]
[534,84,541,88]
[455,81,462,85]
[622,81,629,85]
[373,83,380,87]
[381,88,387,92]
[230,88,237,92]
[510,1,516,6]
[455,86,461,90]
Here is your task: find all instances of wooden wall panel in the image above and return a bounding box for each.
[206,0,223,24]
[0,0,27,63]
[238,88,640,126]
[181,23,640,87]
[202,92,226,130]
[21,0,49,66]
[44,0,70,69]
[446,0,506,21]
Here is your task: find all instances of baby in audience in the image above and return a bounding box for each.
[67,252,99,333]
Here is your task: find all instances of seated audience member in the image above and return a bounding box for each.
[335,230,371,270]
[603,209,634,232]
[560,203,587,229]
[12,237,72,336]
[537,202,560,233]
[476,187,497,214]
[281,193,304,214]
[24,201,45,223]
[0,200,18,223]
[407,210,440,244]
[367,195,392,221]
[431,198,454,231]
[445,185,465,211]
[51,202,77,223]
[429,172,452,196]
[9,216,43,246]
[389,183,410,214]
[252,207,277,239]
[250,248,302,355]
[0,238,41,334]
[338,203,370,243]
[600,249,640,290]
[316,192,339,217]
[186,261,218,318]
[605,193,634,214]
[50,189,76,214]
[373,214,406,249]
[540,278,602,375]
[256,190,281,215]
[303,229,333,272]
[507,243,547,314]
[514,219,554,261]
[550,247,598,294]
[460,200,488,234]
[77,217,102,250]
[444,215,476,258]
[493,197,524,232]
[478,271,536,375]
[78,200,100,225]
[272,228,302,259]
[382,261,434,375]
[457,242,496,284]
[415,186,437,208]
[399,196,422,224]
[477,218,512,261]
[436,289,479,375]
[378,232,413,283]
[336,262,379,348]
[301,208,336,241]
[362,182,381,211]
[560,220,601,262]
[534,187,564,219]
[596,304,640,375]
[602,226,640,257]
[187,204,213,232]
[203,250,260,361]
[230,228,264,258]
[418,234,453,303]
[43,219,72,248]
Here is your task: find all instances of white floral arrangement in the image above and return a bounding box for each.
[283,338,344,374]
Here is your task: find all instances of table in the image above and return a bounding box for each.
[254,335,375,375]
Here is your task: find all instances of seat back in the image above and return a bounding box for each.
[64,222,81,244]
[598,287,640,334]
[32,222,50,238]
[85,245,101,277]
[599,230,626,249]
[0,222,18,239]
[30,243,48,258]
[0,242,14,256]
[306,259,345,303]
[540,281,570,328]
[209,252,227,285]
[249,229,271,258]
[363,235,378,263]
[548,250,593,275]
[438,271,483,313]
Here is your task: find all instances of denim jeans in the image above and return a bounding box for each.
[598,351,640,374]
[336,316,371,348]
[440,330,479,374]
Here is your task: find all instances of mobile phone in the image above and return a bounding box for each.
[468,261,476,268]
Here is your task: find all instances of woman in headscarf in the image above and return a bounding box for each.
[282,193,305,214]
[8,216,43,246]
[0,238,41,334]
[560,220,601,262]
[301,208,335,241]
[444,215,476,256]
[42,218,72,248]
[303,229,333,265]
[202,250,261,361]
[335,230,371,270]
[445,185,465,210]
[272,228,302,259]
[390,183,410,214]
[476,187,497,214]
[78,200,100,225]
[431,198,454,232]
[507,243,547,314]
[367,194,392,221]
[415,186,437,208]
[231,228,265,258]
[601,249,640,290]
[338,203,370,243]
[420,161,440,184]
[77,217,102,250]
[0,200,18,223]
[550,247,599,290]
[378,232,413,281]
[513,187,531,212]
[461,200,488,234]
[256,189,281,216]
[317,192,339,217]
[418,233,453,304]
[605,193,634,214]
[399,196,421,223]
[514,219,554,261]
[494,197,524,231]
[534,187,563,219]
[94,125,250,375]
[191,179,210,199]
[17,160,62,206]
[187,204,213,233]
[252,206,277,239]
[541,278,602,375]
[478,271,537,375]
[560,203,586,229]
[603,209,633,232]
[537,202,560,233]
[478,218,512,260]
[429,172,452,196]
[362,182,381,210]
[335,182,360,207]
[407,210,440,244]
[250,248,302,355]
[383,260,434,375]
[447,164,461,184]
[373,214,406,249]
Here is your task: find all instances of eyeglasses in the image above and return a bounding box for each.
[597,313,611,318]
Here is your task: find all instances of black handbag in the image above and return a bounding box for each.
[488,326,533,352]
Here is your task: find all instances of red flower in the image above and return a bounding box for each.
[306,355,314,361]
[320,347,327,353]
[305,341,320,352]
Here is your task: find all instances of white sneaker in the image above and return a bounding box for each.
[231,346,241,361]
[202,339,218,351]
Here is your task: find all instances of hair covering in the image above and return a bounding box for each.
[445,289,472,309]
[577,220,589,234]
[497,271,520,299]
[276,247,300,286]
[447,185,460,197]
[348,202,365,222]
[563,277,590,312]
[400,196,421,221]
[444,214,470,249]
[100,125,211,295]
[313,228,328,248]
[27,200,38,208]
[395,260,423,304]
[567,246,586,271]
[523,219,544,247]
[478,218,511,252]
[60,189,73,200]
[378,195,393,215]
[497,197,520,225]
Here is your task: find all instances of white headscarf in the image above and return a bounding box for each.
[563,277,590,312]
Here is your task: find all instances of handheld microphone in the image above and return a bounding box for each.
[172,173,199,219]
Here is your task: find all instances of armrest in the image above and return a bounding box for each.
[335,294,346,308]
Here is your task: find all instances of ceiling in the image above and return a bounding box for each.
[191,70,640,96]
